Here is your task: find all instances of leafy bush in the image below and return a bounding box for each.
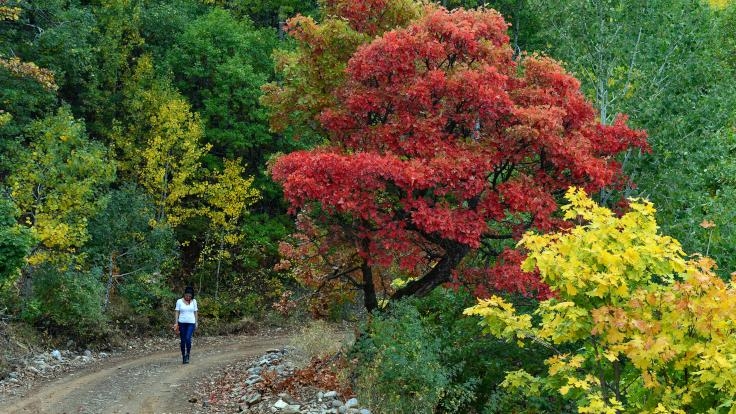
[352,288,564,414]
[0,197,33,313]
[197,290,265,322]
[466,188,736,413]
[23,265,108,342]
[353,301,449,414]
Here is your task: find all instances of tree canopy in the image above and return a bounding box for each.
[271,6,648,310]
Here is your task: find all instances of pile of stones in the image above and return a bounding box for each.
[231,348,371,414]
[0,348,110,397]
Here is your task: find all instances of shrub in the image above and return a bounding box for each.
[24,265,108,343]
[466,188,736,413]
[353,301,449,414]
[352,288,564,414]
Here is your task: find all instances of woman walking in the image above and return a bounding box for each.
[173,286,198,364]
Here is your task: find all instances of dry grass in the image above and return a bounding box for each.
[286,320,355,368]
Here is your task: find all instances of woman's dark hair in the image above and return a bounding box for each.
[184,286,195,298]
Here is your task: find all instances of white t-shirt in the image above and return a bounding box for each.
[175,298,198,324]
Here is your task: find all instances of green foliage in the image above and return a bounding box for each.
[117,271,175,323]
[30,2,98,110]
[354,301,449,414]
[353,288,561,413]
[140,0,206,59]
[239,212,291,268]
[80,0,145,136]
[215,0,319,28]
[527,0,736,275]
[0,196,33,290]
[164,8,278,173]
[85,185,178,312]
[24,265,107,342]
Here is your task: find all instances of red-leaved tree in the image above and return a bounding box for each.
[271,6,648,311]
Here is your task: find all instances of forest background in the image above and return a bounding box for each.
[1,0,735,412]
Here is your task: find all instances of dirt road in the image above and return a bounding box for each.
[3,335,288,414]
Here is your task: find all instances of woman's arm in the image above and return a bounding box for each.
[173,310,180,327]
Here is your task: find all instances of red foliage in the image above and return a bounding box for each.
[321,0,417,36]
[271,5,648,300]
[452,249,553,299]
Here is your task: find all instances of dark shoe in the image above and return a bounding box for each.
[182,355,187,364]
[184,354,190,364]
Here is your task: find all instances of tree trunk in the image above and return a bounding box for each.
[392,240,470,300]
[215,235,224,299]
[361,259,378,312]
[103,253,115,311]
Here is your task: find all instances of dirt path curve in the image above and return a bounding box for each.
[3,335,289,414]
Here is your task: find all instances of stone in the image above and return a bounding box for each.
[338,406,347,414]
[323,390,338,399]
[283,404,301,414]
[84,350,93,357]
[245,375,262,386]
[274,399,289,409]
[246,392,262,405]
[331,399,342,408]
[345,398,358,408]
[359,409,371,414]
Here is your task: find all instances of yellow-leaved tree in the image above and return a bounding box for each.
[113,56,261,292]
[465,187,736,413]
[199,158,260,297]
[113,56,211,227]
[9,108,115,267]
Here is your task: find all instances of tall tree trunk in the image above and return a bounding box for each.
[215,235,224,299]
[361,258,378,312]
[103,253,115,311]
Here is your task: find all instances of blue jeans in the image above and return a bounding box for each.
[178,323,195,356]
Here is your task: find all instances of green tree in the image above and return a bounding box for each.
[526,0,736,273]
[85,185,178,311]
[0,196,33,294]
[80,0,145,137]
[164,8,277,168]
[207,0,318,28]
